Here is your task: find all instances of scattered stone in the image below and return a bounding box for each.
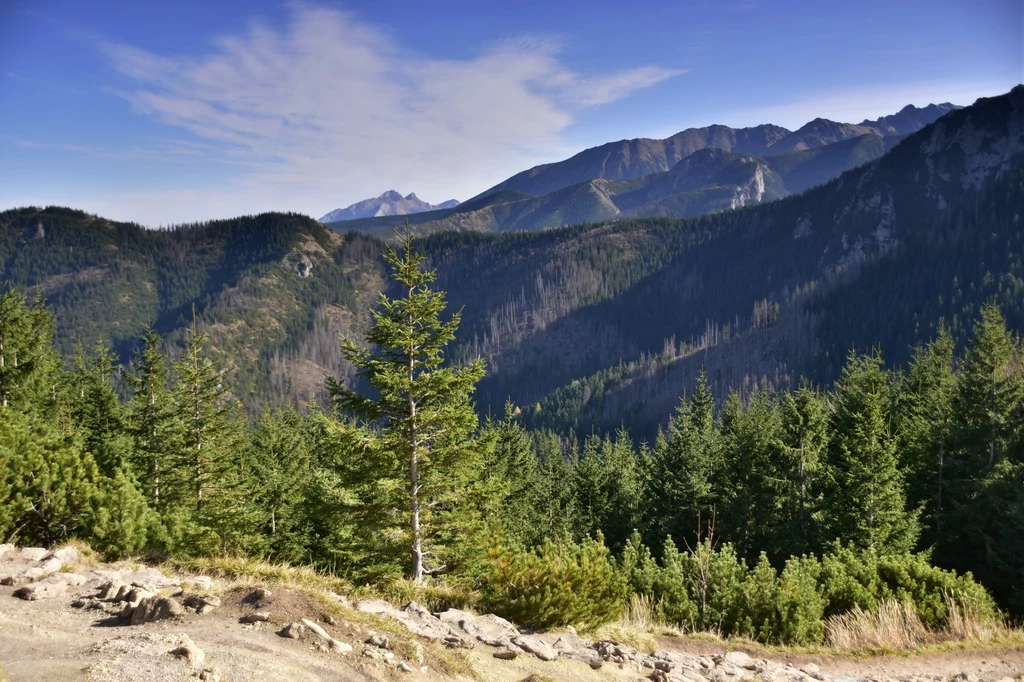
[0,543,15,559]
[478,634,513,648]
[513,635,558,662]
[322,614,337,626]
[24,557,63,579]
[300,618,332,641]
[184,594,221,615]
[129,596,184,625]
[125,587,157,608]
[563,647,604,669]
[357,599,473,648]
[952,675,980,682]
[19,547,47,561]
[59,573,88,587]
[552,632,586,651]
[13,578,67,601]
[197,668,221,682]
[241,611,271,624]
[44,546,79,564]
[720,650,758,671]
[170,635,205,667]
[278,622,305,639]
[397,661,414,673]
[493,647,519,660]
[0,576,21,586]
[125,567,180,592]
[363,648,384,660]
[329,639,353,654]
[248,587,272,602]
[800,664,820,676]
[366,634,390,649]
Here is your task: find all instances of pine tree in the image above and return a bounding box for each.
[170,310,252,555]
[328,226,486,584]
[69,339,131,477]
[484,402,545,546]
[825,351,919,553]
[776,384,829,557]
[898,326,956,547]
[125,327,177,508]
[647,369,721,549]
[0,289,63,417]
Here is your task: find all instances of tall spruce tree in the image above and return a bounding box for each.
[170,310,252,555]
[825,351,919,553]
[328,226,486,584]
[776,384,829,557]
[126,327,177,508]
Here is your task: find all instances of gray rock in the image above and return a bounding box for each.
[44,546,79,564]
[184,594,221,615]
[249,587,272,602]
[59,573,88,586]
[720,650,758,671]
[366,634,390,649]
[278,622,305,639]
[0,575,22,586]
[24,557,62,580]
[241,611,270,623]
[300,618,332,641]
[197,668,221,682]
[125,587,157,608]
[183,576,214,590]
[512,635,558,662]
[169,635,205,667]
[397,661,414,673]
[329,639,352,654]
[356,599,473,648]
[13,578,67,600]
[493,647,519,660]
[129,596,184,624]
[19,547,47,561]
[562,648,604,669]
[0,543,16,559]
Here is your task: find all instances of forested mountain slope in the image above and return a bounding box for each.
[0,88,1020,436]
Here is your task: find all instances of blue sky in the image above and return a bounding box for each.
[0,0,1020,226]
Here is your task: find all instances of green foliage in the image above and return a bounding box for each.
[482,533,626,631]
[328,227,487,583]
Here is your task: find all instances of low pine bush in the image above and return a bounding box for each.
[481,533,626,631]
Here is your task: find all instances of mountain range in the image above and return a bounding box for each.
[319,191,459,223]
[321,103,957,236]
[0,91,1019,437]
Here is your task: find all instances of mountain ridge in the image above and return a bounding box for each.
[319,191,459,223]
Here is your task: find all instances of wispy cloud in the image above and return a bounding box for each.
[93,4,682,224]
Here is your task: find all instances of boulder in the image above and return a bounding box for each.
[0,576,22,586]
[720,650,758,671]
[278,622,305,639]
[329,639,353,654]
[125,587,157,607]
[512,635,558,662]
[24,557,62,580]
[129,596,184,625]
[366,634,390,649]
[184,594,221,615]
[169,635,205,667]
[357,599,473,648]
[13,577,67,601]
[125,567,179,592]
[562,647,604,669]
[241,611,271,623]
[492,647,519,660]
[19,547,47,561]
[59,573,88,587]
[44,546,79,564]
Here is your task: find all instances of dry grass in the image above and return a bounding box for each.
[163,555,351,595]
[825,593,1021,654]
[594,594,685,653]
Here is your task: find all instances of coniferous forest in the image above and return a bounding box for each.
[1,222,1021,644]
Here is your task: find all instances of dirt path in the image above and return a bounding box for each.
[656,636,1024,679]
[1,546,1022,682]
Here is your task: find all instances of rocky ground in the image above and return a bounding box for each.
[0,544,1021,682]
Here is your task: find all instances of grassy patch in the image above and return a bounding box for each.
[163,555,351,595]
